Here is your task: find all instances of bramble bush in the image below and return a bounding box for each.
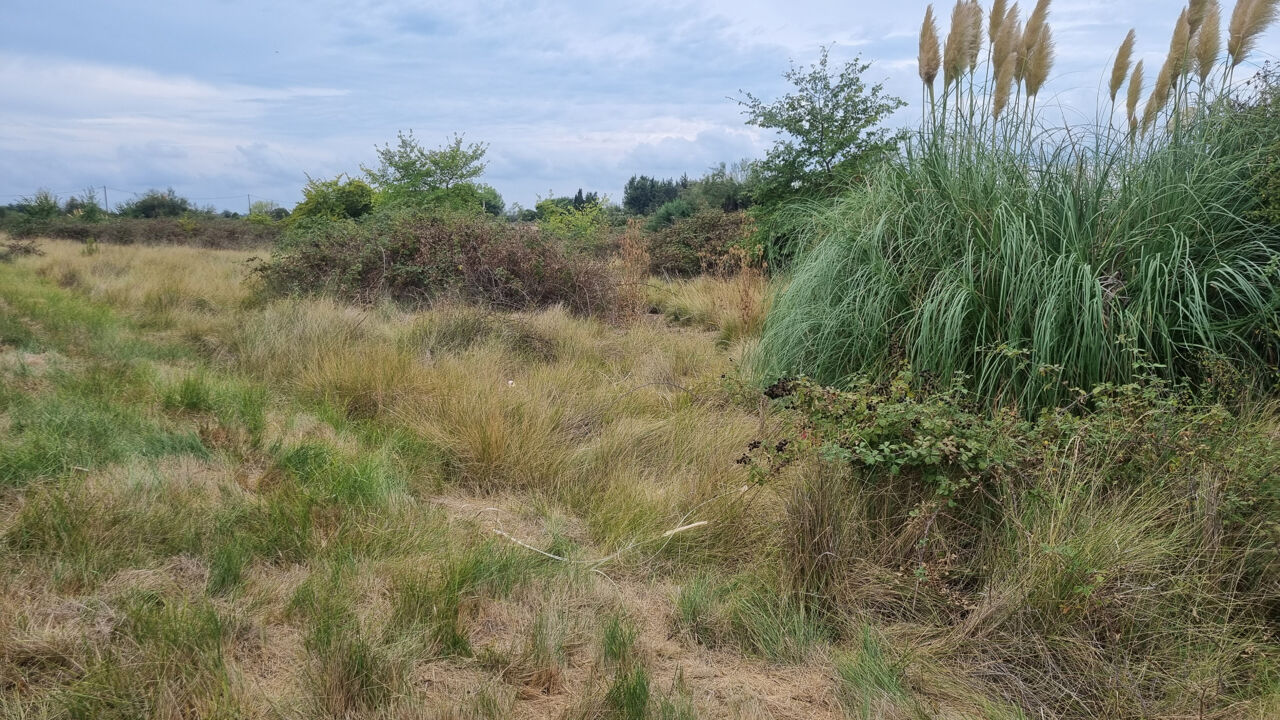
[258,208,615,315]
[647,209,756,277]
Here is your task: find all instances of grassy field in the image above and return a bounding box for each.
[1,239,1277,719]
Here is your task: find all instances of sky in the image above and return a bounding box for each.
[2,0,1276,213]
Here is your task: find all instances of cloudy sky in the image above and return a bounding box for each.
[2,1,1276,212]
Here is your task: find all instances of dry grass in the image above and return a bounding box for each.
[4,238,1276,719]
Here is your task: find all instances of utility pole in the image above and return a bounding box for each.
[102,186,109,214]
[248,194,252,217]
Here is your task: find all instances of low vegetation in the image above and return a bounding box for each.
[2,2,1278,718]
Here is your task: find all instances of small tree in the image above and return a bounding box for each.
[362,131,488,195]
[738,46,905,204]
[21,189,62,220]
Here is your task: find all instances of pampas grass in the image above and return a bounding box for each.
[988,0,1007,43]
[1195,0,1222,84]
[1126,59,1144,133]
[943,1,979,87]
[1109,29,1137,102]
[919,4,942,89]
[966,0,985,71]
[1023,25,1053,96]
[759,0,1280,412]
[1228,0,1279,69]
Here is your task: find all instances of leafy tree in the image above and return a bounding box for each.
[289,175,374,224]
[738,46,905,205]
[687,161,756,212]
[115,188,194,219]
[476,184,505,216]
[622,175,681,215]
[21,189,62,220]
[362,131,488,195]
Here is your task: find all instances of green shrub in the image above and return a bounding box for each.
[114,188,195,219]
[749,368,1280,717]
[648,208,754,276]
[288,175,375,225]
[644,197,696,231]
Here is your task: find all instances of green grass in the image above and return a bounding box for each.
[56,592,239,719]
[834,628,923,720]
[755,75,1280,413]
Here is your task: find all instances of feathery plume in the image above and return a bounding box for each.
[1143,58,1174,132]
[1019,0,1051,82]
[966,1,985,71]
[919,4,942,85]
[1168,7,1193,77]
[1109,29,1137,102]
[1126,59,1144,133]
[1194,1,1221,83]
[990,0,1009,42]
[1228,0,1279,68]
[994,4,1021,62]
[1024,25,1055,96]
[1189,0,1211,34]
[943,1,975,86]
[993,49,1017,117]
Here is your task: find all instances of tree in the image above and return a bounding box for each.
[475,184,505,216]
[116,188,194,219]
[738,46,905,204]
[622,175,680,215]
[362,131,488,194]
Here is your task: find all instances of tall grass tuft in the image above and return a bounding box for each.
[755,0,1280,412]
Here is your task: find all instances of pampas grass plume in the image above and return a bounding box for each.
[966,0,985,71]
[1024,25,1054,96]
[989,0,1008,42]
[1126,59,1144,133]
[1228,0,1279,68]
[1195,1,1222,83]
[919,4,942,85]
[1109,29,1137,102]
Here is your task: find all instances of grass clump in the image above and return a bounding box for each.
[834,628,923,720]
[756,0,1280,412]
[290,564,404,718]
[386,541,538,657]
[50,592,239,719]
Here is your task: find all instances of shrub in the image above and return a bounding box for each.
[537,197,610,256]
[259,209,616,315]
[288,175,375,224]
[749,370,1280,717]
[2,216,278,248]
[647,209,754,277]
[0,236,43,262]
[643,198,696,232]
